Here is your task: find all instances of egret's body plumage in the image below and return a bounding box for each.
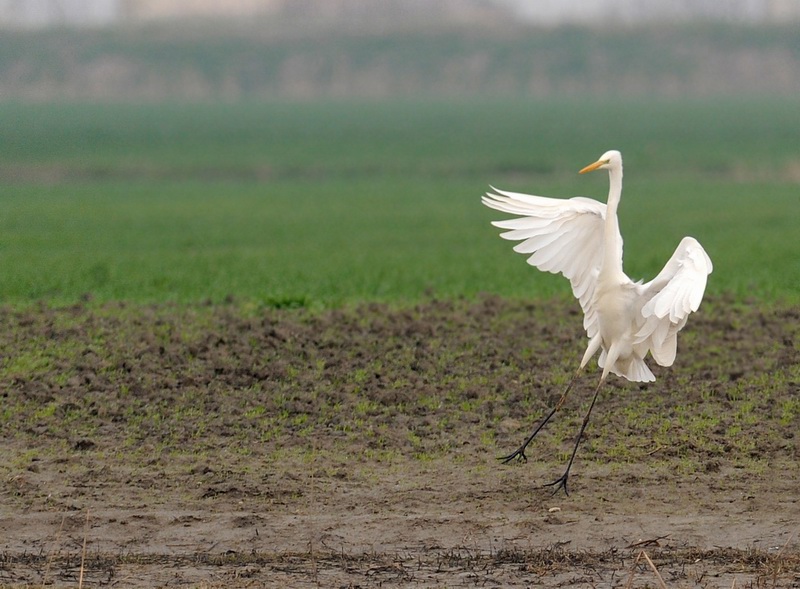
[482,150,712,494]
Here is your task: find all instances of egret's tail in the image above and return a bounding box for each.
[598,350,656,383]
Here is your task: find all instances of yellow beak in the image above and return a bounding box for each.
[579,159,606,174]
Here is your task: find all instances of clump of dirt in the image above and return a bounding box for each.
[0,295,798,587]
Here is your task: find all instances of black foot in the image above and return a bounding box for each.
[543,473,570,496]
[498,447,528,464]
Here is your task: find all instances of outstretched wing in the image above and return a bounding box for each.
[634,236,713,366]
[481,187,611,337]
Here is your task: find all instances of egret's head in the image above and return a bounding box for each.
[579,150,622,174]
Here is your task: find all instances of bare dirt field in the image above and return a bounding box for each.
[1,296,798,587]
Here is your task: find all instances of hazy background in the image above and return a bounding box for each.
[2,0,800,102]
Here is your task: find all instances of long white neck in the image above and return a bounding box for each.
[601,166,625,278]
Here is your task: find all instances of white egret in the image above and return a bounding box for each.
[482,150,712,495]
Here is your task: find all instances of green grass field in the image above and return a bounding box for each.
[0,98,798,306]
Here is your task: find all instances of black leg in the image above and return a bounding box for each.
[498,367,582,464]
[543,376,605,496]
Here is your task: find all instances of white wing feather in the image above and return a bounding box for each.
[481,187,612,337]
[634,236,713,366]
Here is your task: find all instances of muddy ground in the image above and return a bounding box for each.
[0,296,798,588]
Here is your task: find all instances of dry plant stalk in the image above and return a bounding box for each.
[624,549,669,589]
[43,513,67,586]
[641,550,668,589]
[79,509,89,589]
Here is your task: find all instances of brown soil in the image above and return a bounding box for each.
[0,296,798,588]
